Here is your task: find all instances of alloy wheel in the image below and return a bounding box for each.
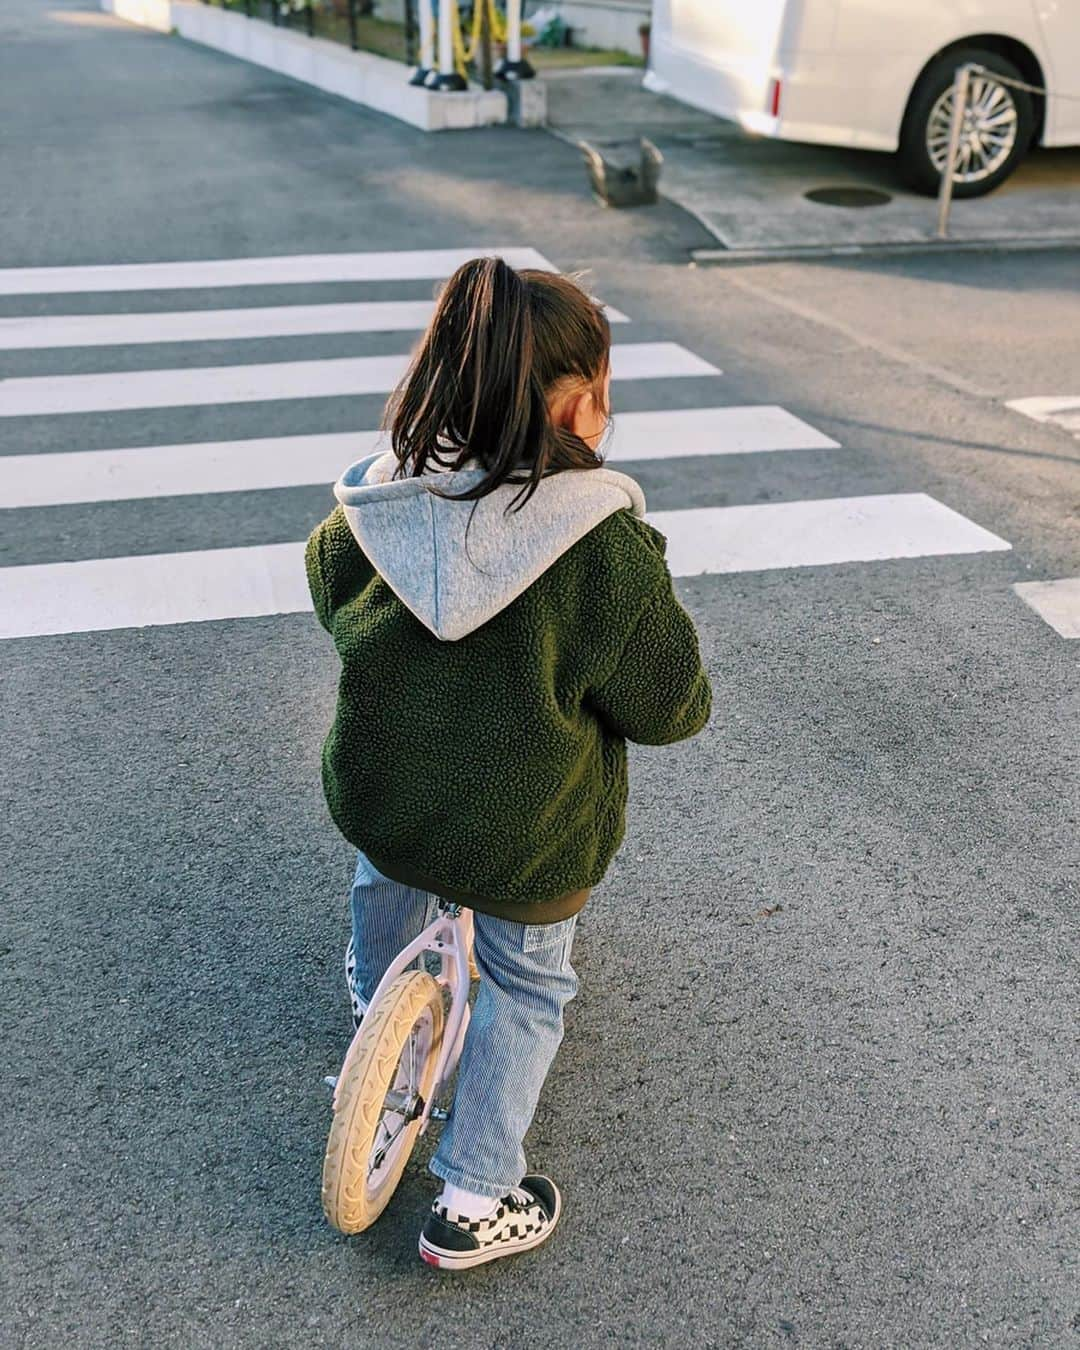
[926,74,1019,183]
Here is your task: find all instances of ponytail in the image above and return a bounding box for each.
[385,257,610,513]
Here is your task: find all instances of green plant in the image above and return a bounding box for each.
[537,16,567,47]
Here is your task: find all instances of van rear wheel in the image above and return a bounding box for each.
[898,47,1034,198]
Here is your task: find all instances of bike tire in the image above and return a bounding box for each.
[322,970,444,1234]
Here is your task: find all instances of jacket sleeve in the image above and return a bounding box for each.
[305,506,370,634]
[587,575,712,746]
[305,516,334,633]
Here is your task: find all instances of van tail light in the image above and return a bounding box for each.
[769,77,782,118]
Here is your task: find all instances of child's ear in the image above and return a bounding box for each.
[550,388,584,432]
[566,389,594,438]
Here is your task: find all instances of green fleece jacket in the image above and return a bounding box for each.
[305,449,712,921]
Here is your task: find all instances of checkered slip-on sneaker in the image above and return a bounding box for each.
[418,1175,562,1270]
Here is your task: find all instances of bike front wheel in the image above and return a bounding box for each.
[322,970,444,1234]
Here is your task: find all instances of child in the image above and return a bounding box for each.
[305,257,712,1269]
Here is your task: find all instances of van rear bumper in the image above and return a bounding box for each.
[645,33,899,153]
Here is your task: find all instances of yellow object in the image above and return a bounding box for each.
[450,0,508,77]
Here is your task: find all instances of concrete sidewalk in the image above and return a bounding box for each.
[545,68,1080,258]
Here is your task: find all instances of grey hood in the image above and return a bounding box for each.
[333,450,647,641]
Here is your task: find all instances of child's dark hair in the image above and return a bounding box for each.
[386,257,611,513]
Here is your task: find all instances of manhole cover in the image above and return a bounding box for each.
[804,186,892,208]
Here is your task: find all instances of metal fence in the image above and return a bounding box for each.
[196,0,532,90]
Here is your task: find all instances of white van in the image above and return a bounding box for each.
[644,0,1080,196]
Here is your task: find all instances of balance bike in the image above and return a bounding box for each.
[322,902,476,1234]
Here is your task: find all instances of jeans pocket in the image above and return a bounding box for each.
[522,915,577,955]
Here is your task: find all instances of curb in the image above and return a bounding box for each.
[101,0,508,132]
[544,126,1080,265]
[691,235,1080,265]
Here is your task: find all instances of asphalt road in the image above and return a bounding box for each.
[2,3,1078,1348]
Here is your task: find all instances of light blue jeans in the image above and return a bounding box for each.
[345,851,580,1199]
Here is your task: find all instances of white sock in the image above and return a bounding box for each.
[437,1183,501,1220]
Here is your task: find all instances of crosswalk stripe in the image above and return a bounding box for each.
[0,494,1009,640]
[0,299,631,351]
[0,247,557,296]
[0,343,720,417]
[0,544,310,639]
[610,406,838,458]
[1,432,381,509]
[1005,395,1080,437]
[0,301,438,350]
[1013,578,1080,639]
[649,493,1010,576]
[0,407,831,509]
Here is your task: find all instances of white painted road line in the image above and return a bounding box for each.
[609,406,838,460]
[0,301,439,349]
[0,354,406,417]
[611,345,720,382]
[0,247,557,296]
[0,494,1008,639]
[0,432,382,508]
[0,343,719,417]
[0,298,630,350]
[0,406,822,508]
[0,544,311,639]
[1013,578,1080,639]
[1005,396,1080,437]
[650,494,1010,576]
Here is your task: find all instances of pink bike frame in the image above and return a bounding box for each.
[356,902,474,1134]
